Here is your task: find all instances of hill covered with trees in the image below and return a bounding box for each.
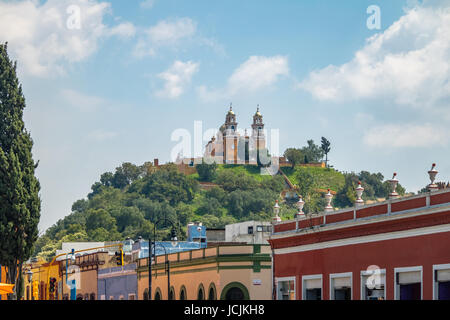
[33,156,406,261]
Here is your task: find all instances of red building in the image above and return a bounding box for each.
[269,188,450,300]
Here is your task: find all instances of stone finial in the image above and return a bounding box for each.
[355,181,364,207]
[427,163,439,192]
[295,195,305,219]
[388,172,399,199]
[272,200,281,223]
[325,189,333,212]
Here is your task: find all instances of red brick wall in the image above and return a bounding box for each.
[325,211,354,224]
[391,197,426,213]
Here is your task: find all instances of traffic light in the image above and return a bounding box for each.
[32,281,39,300]
[115,250,124,266]
[49,277,56,293]
[170,227,178,241]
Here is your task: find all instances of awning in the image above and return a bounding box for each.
[0,283,15,294]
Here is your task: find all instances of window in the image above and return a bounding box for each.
[433,264,450,300]
[179,287,187,300]
[90,293,96,301]
[143,289,149,300]
[256,225,271,233]
[361,269,386,300]
[394,266,422,300]
[302,275,322,300]
[330,273,352,300]
[276,277,295,300]
[208,283,217,300]
[197,285,205,300]
[169,287,175,300]
[248,226,254,235]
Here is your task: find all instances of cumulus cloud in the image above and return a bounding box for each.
[156,60,200,99]
[108,22,136,38]
[363,123,449,148]
[198,55,289,101]
[0,0,135,77]
[298,5,450,109]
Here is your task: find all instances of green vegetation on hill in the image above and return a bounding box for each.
[33,156,407,261]
[33,162,285,261]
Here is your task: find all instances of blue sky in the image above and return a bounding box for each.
[1,0,449,232]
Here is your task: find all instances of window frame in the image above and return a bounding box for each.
[276,276,296,300]
[329,272,353,300]
[394,266,423,300]
[301,274,322,300]
[432,263,450,300]
[360,268,386,301]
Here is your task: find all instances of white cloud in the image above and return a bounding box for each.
[198,55,289,101]
[363,123,449,148]
[108,22,136,38]
[133,18,197,57]
[140,0,156,9]
[0,0,135,77]
[299,5,450,110]
[156,60,200,99]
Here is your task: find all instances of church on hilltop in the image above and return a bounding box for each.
[204,105,267,165]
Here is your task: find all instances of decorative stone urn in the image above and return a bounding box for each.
[295,196,305,219]
[388,173,399,199]
[324,189,333,212]
[355,181,364,207]
[427,163,439,192]
[272,200,281,223]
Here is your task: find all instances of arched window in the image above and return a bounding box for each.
[76,294,83,300]
[90,293,96,301]
[143,289,149,300]
[220,282,250,300]
[197,284,205,300]
[84,293,89,300]
[169,287,175,300]
[179,286,187,300]
[154,288,162,300]
[208,283,217,300]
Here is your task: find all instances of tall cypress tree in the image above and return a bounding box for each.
[0,43,41,299]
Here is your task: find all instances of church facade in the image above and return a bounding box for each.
[204,106,267,165]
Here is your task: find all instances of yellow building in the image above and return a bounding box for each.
[23,258,61,300]
[137,244,272,300]
[0,265,8,300]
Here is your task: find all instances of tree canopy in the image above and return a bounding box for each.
[0,43,41,298]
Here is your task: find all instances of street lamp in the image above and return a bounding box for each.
[148,218,179,300]
[26,269,33,282]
